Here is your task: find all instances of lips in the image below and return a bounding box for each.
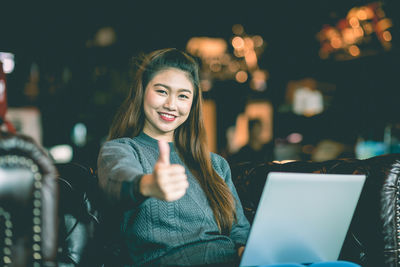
[159,112,177,122]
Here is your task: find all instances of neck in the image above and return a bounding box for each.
[142,128,174,142]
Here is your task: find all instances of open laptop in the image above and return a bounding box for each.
[239,172,366,267]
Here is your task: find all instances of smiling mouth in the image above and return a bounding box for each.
[159,112,177,122]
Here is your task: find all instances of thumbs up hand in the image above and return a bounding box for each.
[139,140,189,201]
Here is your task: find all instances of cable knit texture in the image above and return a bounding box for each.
[97,132,250,266]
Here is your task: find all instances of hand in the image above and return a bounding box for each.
[238,246,245,258]
[140,140,189,201]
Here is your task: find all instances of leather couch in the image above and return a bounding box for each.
[56,162,101,267]
[0,131,58,267]
[231,153,400,267]
[3,130,400,267]
[56,153,400,267]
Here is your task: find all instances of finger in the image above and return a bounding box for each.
[164,189,187,202]
[158,173,187,187]
[157,140,170,165]
[156,165,185,177]
[162,179,189,191]
[168,164,186,174]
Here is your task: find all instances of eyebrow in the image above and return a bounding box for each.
[153,83,193,94]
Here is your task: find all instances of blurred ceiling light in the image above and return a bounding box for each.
[94,26,117,47]
[200,78,212,92]
[244,50,257,70]
[49,144,73,163]
[353,27,364,38]
[349,45,360,56]
[330,37,342,49]
[357,9,368,20]
[287,133,303,144]
[342,28,356,44]
[235,71,248,83]
[0,52,15,74]
[252,35,264,47]
[71,122,87,147]
[186,26,266,86]
[250,69,268,91]
[228,61,240,72]
[209,62,222,72]
[186,37,227,58]
[232,36,245,49]
[318,2,392,60]
[349,17,360,28]
[376,18,392,32]
[382,31,392,42]
[232,24,244,35]
[221,54,231,64]
[244,37,254,49]
[234,49,245,58]
[363,23,374,34]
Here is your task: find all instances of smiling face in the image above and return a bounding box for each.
[142,68,195,142]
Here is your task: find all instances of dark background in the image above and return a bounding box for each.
[2,0,400,167]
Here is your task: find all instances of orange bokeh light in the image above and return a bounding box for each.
[382,31,392,42]
[235,71,248,83]
[330,37,342,49]
[349,45,360,56]
[349,17,360,28]
[232,36,245,49]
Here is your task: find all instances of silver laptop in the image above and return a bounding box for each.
[239,172,366,267]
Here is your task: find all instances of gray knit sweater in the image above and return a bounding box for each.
[97,132,250,266]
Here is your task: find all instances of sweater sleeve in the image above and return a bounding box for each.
[97,139,147,206]
[213,154,251,247]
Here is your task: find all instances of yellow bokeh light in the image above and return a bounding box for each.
[342,28,356,44]
[330,37,342,49]
[252,35,264,47]
[382,31,392,42]
[363,23,373,34]
[376,18,392,32]
[209,62,222,72]
[186,37,227,58]
[232,36,245,49]
[349,45,360,56]
[235,71,248,83]
[228,61,240,72]
[349,17,360,28]
[244,50,258,69]
[354,27,364,38]
[234,49,245,58]
[244,37,254,49]
[232,24,244,35]
[357,9,368,20]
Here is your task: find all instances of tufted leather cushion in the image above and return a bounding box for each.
[231,153,400,267]
[56,162,102,267]
[0,131,58,267]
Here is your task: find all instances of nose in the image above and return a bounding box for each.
[164,96,177,110]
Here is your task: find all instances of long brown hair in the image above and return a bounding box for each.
[108,48,236,234]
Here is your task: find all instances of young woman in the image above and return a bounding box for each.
[97,48,361,267]
[97,48,250,266]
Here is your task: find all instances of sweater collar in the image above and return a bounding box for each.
[137,132,175,152]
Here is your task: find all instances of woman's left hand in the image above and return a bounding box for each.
[238,246,245,258]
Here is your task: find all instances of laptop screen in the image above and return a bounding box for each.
[239,172,366,267]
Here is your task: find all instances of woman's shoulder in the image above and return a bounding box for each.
[102,137,136,148]
[210,152,230,178]
[100,137,145,154]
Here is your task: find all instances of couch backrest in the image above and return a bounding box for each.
[56,162,103,267]
[0,132,58,267]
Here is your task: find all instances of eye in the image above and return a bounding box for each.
[179,94,190,99]
[156,89,167,95]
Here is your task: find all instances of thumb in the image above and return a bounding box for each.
[157,140,170,165]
